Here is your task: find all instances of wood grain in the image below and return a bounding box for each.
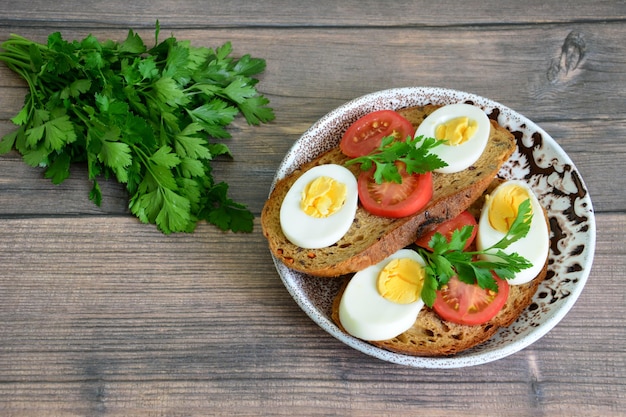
[0,0,624,28]
[0,215,623,416]
[0,1,624,416]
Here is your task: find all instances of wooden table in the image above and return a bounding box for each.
[1,1,624,415]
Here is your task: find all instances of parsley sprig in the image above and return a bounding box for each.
[418,199,534,307]
[0,22,275,233]
[345,135,448,184]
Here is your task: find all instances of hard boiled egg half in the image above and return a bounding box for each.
[339,249,426,341]
[476,180,550,285]
[280,164,358,249]
[414,103,490,173]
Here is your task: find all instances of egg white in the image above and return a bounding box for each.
[280,164,358,249]
[476,180,550,285]
[414,103,490,173]
[338,249,426,341]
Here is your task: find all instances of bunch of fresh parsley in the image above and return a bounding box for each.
[0,22,275,233]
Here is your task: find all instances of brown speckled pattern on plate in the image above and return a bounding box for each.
[269,87,596,368]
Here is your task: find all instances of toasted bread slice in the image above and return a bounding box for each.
[329,179,549,356]
[330,271,545,356]
[261,105,516,277]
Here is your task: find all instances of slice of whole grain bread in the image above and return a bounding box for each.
[330,268,546,356]
[329,178,550,356]
[261,105,516,277]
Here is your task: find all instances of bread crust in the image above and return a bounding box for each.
[261,105,516,277]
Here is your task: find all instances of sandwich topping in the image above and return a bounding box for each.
[343,130,446,219]
[279,109,448,248]
[300,175,347,218]
[279,164,358,249]
[435,116,477,146]
[270,105,547,349]
[414,103,491,173]
[418,196,534,307]
[338,249,426,341]
[476,180,549,285]
[377,257,425,304]
[339,193,539,339]
[486,182,533,233]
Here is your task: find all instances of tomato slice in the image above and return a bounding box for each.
[340,110,416,158]
[357,163,433,218]
[415,210,477,251]
[433,273,509,326]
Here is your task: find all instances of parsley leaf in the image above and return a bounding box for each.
[0,22,275,234]
[418,199,534,307]
[345,135,448,184]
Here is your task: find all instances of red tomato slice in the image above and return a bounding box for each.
[433,273,509,326]
[340,110,416,158]
[357,163,433,218]
[415,210,478,251]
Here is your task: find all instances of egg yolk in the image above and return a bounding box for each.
[435,116,478,146]
[377,258,425,304]
[300,176,347,218]
[488,184,534,233]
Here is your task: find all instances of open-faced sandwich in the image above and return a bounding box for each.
[261,103,550,356]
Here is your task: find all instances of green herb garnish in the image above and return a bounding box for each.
[345,135,448,184]
[0,21,275,234]
[418,199,534,307]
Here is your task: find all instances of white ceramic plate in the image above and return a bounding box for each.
[269,87,596,368]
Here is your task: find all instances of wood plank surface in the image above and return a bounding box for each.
[0,0,623,28]
[0,1,624,416]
